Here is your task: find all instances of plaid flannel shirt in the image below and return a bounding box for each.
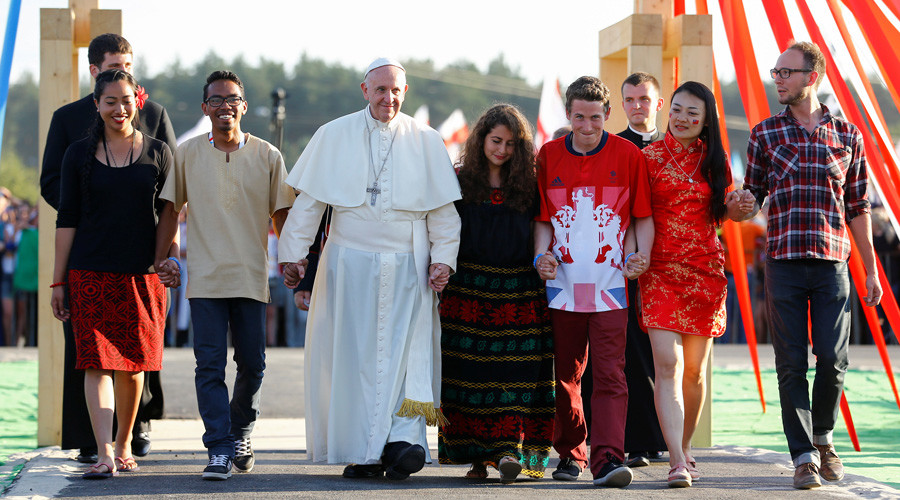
[744,105,870,262]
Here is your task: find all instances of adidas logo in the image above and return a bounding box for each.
[550,177,564,186]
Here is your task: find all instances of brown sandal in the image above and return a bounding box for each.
[465,462,488,479]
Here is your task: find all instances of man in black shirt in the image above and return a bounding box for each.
[40,33,176,462]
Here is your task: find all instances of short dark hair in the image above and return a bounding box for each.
[203,70,245,101]
[565,76,610,113]
[87,33,132,67]
[788,41,826,88]
[621,71,660,95]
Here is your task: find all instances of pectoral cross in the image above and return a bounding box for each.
[366,181,381,206]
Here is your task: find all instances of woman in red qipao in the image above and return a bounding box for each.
[635,81,753,488]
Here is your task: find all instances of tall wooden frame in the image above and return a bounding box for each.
[598,0,715,447]
[37,0,121,446]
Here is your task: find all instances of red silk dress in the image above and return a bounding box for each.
[638,132,728,337]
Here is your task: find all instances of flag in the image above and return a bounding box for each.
[535,77,568,148]
[177,116,213,145]
[438,109,468,163]
[413,104,430,126]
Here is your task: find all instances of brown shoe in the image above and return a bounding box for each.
[814,444,844,481]
[793,462,822,489]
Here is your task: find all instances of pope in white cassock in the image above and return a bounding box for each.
[278,58,461,480]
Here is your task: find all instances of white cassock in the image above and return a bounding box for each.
[278,108,461,465]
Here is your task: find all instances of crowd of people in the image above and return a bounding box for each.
[0,189,38,348]
[30,31,887,491]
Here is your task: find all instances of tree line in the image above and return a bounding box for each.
[1,52,898,204]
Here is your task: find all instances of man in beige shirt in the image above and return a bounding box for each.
[155,70,295,481]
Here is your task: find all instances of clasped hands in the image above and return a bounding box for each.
[726,189,756,220]
[155,259,181,288]
[622,251,650,279]
[283,259,309,289]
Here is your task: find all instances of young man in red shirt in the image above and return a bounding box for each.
[534,76,654,487]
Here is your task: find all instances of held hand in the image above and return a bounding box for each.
[51,287,69,321]
[283,259,308,289]
[294,290,311,311]
[535,252,558,281]
[429,263,451,292]
[864,274,883,307]
[156,259,181,288]
[623,251,650,279]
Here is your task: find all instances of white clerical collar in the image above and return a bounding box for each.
[628,125,657,142]
[365,106,398,131]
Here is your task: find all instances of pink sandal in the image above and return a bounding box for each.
[668,464,692,488]
[115,456,140,472]
[82,462,117,479]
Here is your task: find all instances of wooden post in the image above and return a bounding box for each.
[597,0,716,448]
[37,1,121,447]
[37,7,76,447]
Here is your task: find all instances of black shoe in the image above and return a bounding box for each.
[233,438,254,473]
[552,457,583,481]
[76,448,98,464]
[592,452,633,487]
[625,452,650,468]
[382,441,426,480]
[131,431,151,457]
[202,454,232,480]
[648,451,666,462]
[342,463,385,479]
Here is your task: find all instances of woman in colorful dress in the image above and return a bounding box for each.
[438,104,554,484]
[636,81,751,487]
[51,69,178,479]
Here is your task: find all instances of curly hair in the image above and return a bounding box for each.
[456,104,536,213]
[669,81,728,225]
[81,69,141,210]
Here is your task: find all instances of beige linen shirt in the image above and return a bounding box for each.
[160,133,296,302]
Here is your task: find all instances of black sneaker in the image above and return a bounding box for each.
[625,452,650,468]
[202,454,232,480]
[552,457,583,481]
[592,452,633,487]
[233,438,254,473]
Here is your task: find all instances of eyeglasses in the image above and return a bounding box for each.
[204,95,245,108]
[770,68,813,80]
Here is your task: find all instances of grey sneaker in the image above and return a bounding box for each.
[234,438,255,473]
[202,454,232,480]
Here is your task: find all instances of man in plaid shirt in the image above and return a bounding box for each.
[742,41,882,490]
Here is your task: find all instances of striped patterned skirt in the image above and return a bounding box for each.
[437,261,555,478]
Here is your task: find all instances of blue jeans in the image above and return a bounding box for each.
[765,258,850,467]
[190,298,267,458]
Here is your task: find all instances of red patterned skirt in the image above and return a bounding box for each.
[68,269,165,371]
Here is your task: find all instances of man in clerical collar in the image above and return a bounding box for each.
[612,71,668,470]
[278,57,461,481]
[618,72,664,149]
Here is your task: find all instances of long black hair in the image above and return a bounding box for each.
[81,69,140,210]
[669,81,728,225]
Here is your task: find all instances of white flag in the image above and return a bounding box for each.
[535,77,568,148]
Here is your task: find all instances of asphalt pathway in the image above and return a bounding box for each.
[2,346,899,499]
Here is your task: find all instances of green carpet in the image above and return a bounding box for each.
[713,367,900,489]
[0,360,897,490]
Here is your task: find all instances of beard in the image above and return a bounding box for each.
[778,87,809,106]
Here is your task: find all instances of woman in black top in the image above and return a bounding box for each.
[51,69,178,479]
[437,104,554,483]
